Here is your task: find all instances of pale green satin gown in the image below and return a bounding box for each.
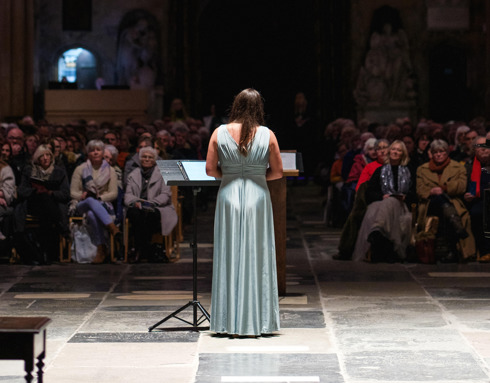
[210,124,280,336]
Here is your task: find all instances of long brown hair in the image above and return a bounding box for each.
[228,88,265,156]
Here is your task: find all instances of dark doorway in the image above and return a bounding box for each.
[199,0,318,136]
[429,44,468,122]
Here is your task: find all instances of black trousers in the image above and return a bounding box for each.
[126,207,161,252]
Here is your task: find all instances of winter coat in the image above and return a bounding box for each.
[124,166,178,236]
[416,159,475,259]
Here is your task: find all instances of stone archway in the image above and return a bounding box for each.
[57,47,97,89]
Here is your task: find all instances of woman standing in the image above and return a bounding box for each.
[206,88,283,337]
[70,140,119,264]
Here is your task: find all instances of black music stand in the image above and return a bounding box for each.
[148,160,220,332]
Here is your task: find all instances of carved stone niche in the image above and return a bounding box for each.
[354,5,418,124]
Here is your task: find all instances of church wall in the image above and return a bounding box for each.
[35,0,168,86]
[33,0,171,120]
[5,1,488,125]
[350,0,486,124]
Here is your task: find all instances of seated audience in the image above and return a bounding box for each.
[123,136,154,186]
[0,160,15,241]
[326,143,348,227]
[334,139,389,260]
[24,134,39,158]
[411,133,431,170]
[125,147,177,263]
[70,140,119,264]
[15,145,70,263]
[345,137,377,187]
[155,129,172,159]
[450,125,470,162]
[6,125,28,184]
[48,137,64,168]
[464,136,490,262]
[340,132,375,215]
[104,144,124,225]
[1,142,12,162]
[416,139,475,262]
[353,140,413,262]
[169,122,198,159]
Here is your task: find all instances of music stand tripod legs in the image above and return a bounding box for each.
[148,187,210,332]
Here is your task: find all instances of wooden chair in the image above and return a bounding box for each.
[124,185,182,263]
[11,215,66,263]
[67,216,116,263]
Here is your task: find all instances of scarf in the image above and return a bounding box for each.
[470,157,482,197]
[380,164,411,195]
[31,162,55,181]
[82,159,111,198]
[428,157,450,174]
[140,165,155,200]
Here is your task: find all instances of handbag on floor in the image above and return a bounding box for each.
[71,221,97,263]
[414,216,439,264]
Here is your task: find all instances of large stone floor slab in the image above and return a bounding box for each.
[1,184,490,382]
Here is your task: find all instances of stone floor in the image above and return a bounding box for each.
[1,183,490,382]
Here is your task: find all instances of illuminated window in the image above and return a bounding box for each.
[58,48,83,82]
[57,48,97,88]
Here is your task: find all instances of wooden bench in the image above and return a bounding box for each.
[0,317,51,382]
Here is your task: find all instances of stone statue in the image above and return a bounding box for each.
[115,10,162,90]
[355,19,415,105]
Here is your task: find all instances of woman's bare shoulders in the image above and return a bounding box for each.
[226,123,261,144]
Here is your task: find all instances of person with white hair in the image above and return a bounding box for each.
[103,144,122,189]
[345,137,378,186]
[124,146,177,262]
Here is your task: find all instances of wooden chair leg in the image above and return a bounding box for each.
[123,218,129,263]
[59,235,70,263]
[165,229,180,263]
[110,233,115,263]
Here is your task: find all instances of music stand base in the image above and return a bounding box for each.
[148,300,210,332]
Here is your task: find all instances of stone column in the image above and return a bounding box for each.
[0,0,34,120]
[486,1,490,120]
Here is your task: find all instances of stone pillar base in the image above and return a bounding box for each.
[357,101,417,125]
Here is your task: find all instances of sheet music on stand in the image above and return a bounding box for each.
[280,152,303,176]
[157,160,221,186]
